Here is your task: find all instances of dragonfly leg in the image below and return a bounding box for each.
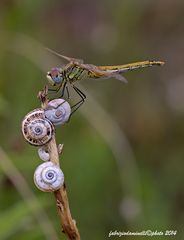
[56,81,71,100]
[70,85,86,115]
[48,88,58,92]
[48,81,68,99]
[60,81,67,98]
[48,85,61,94]
[66,86,70,99]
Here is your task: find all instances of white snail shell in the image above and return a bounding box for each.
[44,99,71,125]
[38,144,64,161]
[34,162,64,192]
[22,108,54,146]
[38,146,50,161]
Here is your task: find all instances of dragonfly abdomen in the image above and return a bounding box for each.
[99,60,164,73]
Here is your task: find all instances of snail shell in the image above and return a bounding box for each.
[34,162,64,192]
[38,144,64,161]
[38,146,50,161]
[44,99,71,126]
[22,108,54,146]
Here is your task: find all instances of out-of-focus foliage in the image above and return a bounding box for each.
[0,0,184,239]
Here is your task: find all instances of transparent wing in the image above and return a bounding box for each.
[98,71,128,83]
[45,47,84,64]
[109,72,128,83]
[83,64,128,83]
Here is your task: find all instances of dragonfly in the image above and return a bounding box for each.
[46,48,164,113]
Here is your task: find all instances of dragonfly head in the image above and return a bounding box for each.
[46,68,63,86]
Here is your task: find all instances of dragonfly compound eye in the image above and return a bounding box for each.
[47,68,63,85]
[52,75,63,84]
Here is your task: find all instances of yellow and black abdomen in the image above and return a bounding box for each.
[99,60,164,73]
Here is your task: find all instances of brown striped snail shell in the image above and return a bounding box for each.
[34,162,64,192]
[44,99,71,126]
[22,108,54,146]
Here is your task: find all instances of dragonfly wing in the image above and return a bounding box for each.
[109,72,128,83]
[46,47,84,63]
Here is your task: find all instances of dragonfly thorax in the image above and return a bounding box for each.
[47,68,63,86]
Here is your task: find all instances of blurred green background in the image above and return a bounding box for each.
[0,0,184,239]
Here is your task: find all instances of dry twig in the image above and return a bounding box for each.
[38,87,80,240]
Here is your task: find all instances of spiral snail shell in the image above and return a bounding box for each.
[22,108,54,146]
[44,99,71,126]
[38,146,50,161]
[34,162,64,192]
